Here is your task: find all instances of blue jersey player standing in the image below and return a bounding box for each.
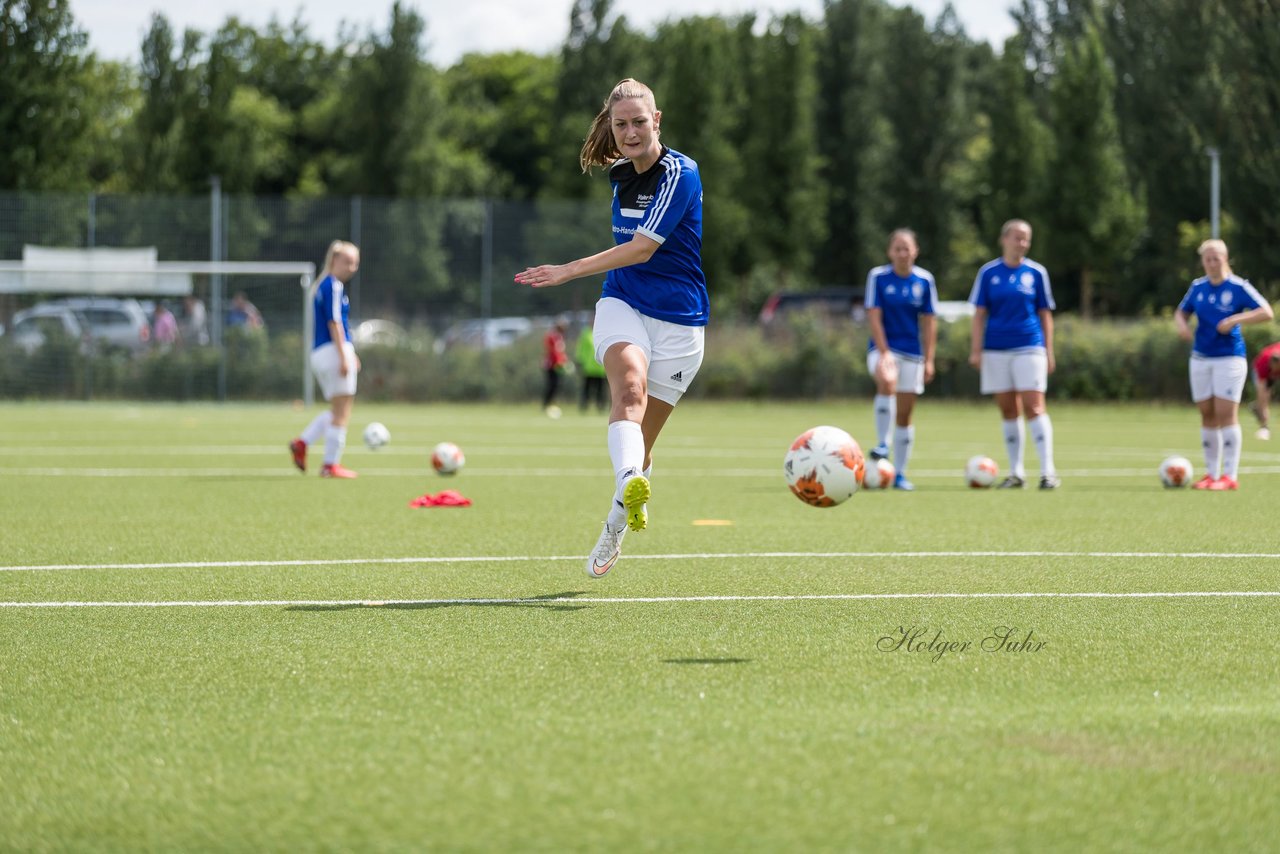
[968,219,1060,490]
[290,240,362,478]
[516,78,708,579]
[1175,239,1273,490]
[864,228,938,490]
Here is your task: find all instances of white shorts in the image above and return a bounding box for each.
[594,297,705,405]
[310,341,358,400]
[1190,355,1247,403]
[867,350,925,395]
[980,349,1047,394]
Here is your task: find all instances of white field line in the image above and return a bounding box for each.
[2,591,1278,609]
[4,550,1280,573]
[4,465,1280,478]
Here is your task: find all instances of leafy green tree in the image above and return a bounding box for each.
[816,0,896,280]
[1044,10,1142,316]
[0,0,91,189]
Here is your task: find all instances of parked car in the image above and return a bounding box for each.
[434,317,534,354]
[4,303,89,355]
[52,297,151,353]
[353,319,409,348]
[759,286,866,326]
[934,300,976,323]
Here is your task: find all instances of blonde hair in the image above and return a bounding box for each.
[1197,238,1229,258]
[579,78,658,173]
[322,240,359,276]
[1000,219,1032,239]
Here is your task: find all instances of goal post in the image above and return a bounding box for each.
[0,256,317,403]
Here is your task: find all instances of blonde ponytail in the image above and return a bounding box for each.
[579,78,657,172]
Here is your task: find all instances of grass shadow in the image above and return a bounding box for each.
[661,657,753,665]
[286,590,590,613]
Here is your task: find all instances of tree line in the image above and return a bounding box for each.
[2,0,1277,317]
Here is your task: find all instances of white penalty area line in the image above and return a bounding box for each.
[2,590,1278,609]
[4,550,1280,574]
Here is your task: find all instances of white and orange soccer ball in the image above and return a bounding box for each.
[784,426,866,507]
[861,457,895,490]
[431,441,465,475]
[1159,455,1193,488]
[965,455,999,488]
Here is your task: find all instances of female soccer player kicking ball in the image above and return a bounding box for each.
[515,78,708,578]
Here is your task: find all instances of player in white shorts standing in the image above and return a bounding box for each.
[289,240,362,478]
[515,78,708,578]
[1175,239,1273,490]
[968,219,1060,489]
[864,228,938,490]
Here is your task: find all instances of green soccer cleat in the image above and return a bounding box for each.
[623,475,650,533]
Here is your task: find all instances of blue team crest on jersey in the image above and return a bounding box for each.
[1221,290,1234,306]
[886,283,896,295]
[912,282,924,301]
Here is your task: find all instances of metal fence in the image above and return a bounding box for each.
[0,189,610,333]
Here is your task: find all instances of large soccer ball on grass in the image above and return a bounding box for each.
[431,441,465,475]
[363,421,391,450]
[965,455,999,489]
[1159,455,1193,488]
[861,457,895,490]
[784,426,866,507]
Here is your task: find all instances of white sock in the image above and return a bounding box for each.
[301,411,332,445]
[323,424,347,466]
[874,395,895,447]
[893,425,914,477]
[1028,414,1056,477]
[1002,417,1026,479]
[1201,427,1222,478]
[606,421,645,528]
[1221,424,1242,478]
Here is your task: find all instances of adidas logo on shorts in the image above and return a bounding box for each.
[670,370,683,383]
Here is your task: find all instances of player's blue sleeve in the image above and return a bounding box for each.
[1239,279,1267,311]
[865,268,881,309]
[922,270,938,315]
[317,279,333,322]
[1177,285,1196,314]
[636,158,699,244]
[1035,269,1055,311]
[328,281,344,325]
[968,268,988,307]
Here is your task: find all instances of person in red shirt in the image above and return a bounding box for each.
[542,316,570,417]
[1250,341,1280,440]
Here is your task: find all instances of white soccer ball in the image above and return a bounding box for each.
[431,441,465,475]
[862,457,895,490]
[965,455,999,489]
[363,421,391,450]
[784,425,866,507]
[1159,455,1193,488]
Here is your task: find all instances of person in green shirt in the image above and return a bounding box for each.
[576,320,607,412]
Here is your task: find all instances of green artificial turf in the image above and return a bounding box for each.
[1,400,1277,850]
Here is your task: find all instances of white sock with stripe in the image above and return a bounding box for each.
[1201,427,1222,478]
[301,411,332,445]
[1002,418,1026,479]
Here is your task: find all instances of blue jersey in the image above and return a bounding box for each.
[864,265,938,358]
[312,274,351,350]
[602,147,709,327]
[969,258,1055,351]
[1178,274,1267,358]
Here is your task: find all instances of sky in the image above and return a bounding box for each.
[75,0,1018,67]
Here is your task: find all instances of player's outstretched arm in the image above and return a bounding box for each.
[516,235,660,289]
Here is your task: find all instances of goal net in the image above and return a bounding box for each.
[0,249,318,403]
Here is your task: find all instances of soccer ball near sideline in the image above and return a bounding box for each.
[784,426,866,507]
[363,422,391,450]
[965,455,999,489]
[1159,455,1194,488]
[861,457,895,490]
[431,441,465,475]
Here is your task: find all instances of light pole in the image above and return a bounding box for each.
[1206,147,1220,239]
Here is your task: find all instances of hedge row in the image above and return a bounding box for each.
[2,312,1275,402]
